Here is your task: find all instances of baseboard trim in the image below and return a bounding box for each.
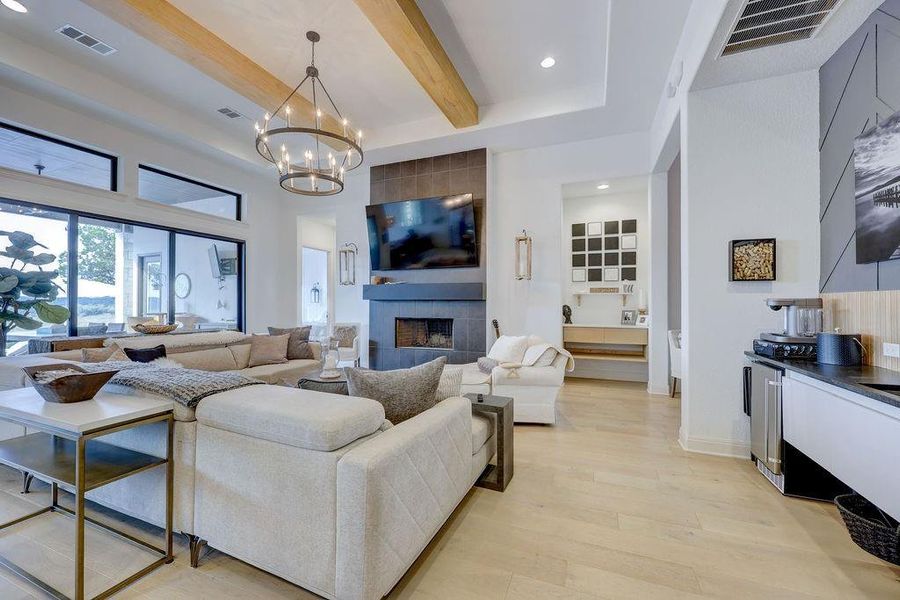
[647,382,670,396]
[678,433,750,459]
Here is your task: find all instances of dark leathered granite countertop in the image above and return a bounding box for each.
[745,351,900,410]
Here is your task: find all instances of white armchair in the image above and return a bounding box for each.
[332,323,360,367]
[460,335,573,425]
[668,329,682,397]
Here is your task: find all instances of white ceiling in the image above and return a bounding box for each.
[0,0,692,167]
[562,176,648,200]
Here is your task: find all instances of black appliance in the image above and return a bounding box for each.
[366,194,478,270]
[816,331,864,366]
[752,339,817,360]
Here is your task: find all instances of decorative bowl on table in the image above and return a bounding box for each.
[132,323,178,334]
[22,364,119,404]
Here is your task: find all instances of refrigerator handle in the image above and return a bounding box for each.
[742,366,752,417]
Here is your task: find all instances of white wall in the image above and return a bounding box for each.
[647,172,669,395]
[0,82,292,333]
[490,133,651,345]
[680,70,820,457]
[561,191,649,325]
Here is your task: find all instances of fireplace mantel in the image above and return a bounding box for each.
[363,282,484,301]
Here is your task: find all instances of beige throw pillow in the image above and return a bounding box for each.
[434,364,464,402]
[81,344,129,363]
[267,326,313,359]
[248,334,290,367]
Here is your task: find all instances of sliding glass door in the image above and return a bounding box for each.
[0,197,244,353]
[174,234,239,331]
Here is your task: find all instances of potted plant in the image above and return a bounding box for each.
[0,231,70,357]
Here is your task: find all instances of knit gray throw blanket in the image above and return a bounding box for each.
[82,361,264,408]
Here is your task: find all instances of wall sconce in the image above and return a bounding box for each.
[338,242,358,286]
[515,230,532,280]
[311,282,321,304]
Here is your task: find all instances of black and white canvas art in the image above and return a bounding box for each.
[855,113,900,264]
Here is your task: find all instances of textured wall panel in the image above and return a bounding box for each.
[820,1,900,291]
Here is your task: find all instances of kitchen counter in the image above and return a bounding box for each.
[745,351,900,409]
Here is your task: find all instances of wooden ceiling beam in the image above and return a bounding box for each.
[80,0,346,141]
[353,0,478,128]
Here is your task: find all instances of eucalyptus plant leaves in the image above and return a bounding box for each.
[0,230,70,356]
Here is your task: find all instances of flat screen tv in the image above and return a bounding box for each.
[366,194,477,270]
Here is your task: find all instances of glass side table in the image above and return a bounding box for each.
[0,388,175,600]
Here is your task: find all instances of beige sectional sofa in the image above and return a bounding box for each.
[0,331,497,600]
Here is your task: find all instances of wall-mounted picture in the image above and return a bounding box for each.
[604,267,620,282]
[587,222,603,236]
[855,112,900,264]
[621,234,637,250]
[621,309,637,326]
[729,238,776,281]
[572,269,586,282]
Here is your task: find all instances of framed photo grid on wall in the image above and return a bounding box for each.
[571,219,637,284]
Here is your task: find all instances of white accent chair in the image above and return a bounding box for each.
[332,322,361,367]
[460,335,572,424]
[668,329,682,397]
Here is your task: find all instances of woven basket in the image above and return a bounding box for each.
[835,494,900,565]
[133,323,178,334]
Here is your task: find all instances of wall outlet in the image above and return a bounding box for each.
[884,343,900,359]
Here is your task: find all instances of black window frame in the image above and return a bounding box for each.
[0,196,246,337]
[0,121,118,192]
[138,164,242,221]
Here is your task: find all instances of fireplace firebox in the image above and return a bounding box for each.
[395,318,453,350]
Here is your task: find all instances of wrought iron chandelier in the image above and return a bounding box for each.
[255,31,363,196]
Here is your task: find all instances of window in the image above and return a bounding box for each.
[0,197,244,353]
[0,201,70,355]
[138,165,241,220]
[0,122,117,191]
[175,234,240,330]
[74,218,169,335]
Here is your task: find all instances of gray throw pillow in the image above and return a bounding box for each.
[345,357,447,424]
[268,326,313,360]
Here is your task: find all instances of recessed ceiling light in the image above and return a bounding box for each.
[1,0,27,13]
[540,56,556,69]
[597,184,610,190]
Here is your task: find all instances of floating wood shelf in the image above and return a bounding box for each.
[573,291,633,307]
[563,326,649,369]
[570,352,647,363]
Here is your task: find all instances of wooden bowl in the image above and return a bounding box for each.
[133,323,178,334]
[22,364,119,404]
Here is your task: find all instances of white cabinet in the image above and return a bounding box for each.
[783,373,900,520]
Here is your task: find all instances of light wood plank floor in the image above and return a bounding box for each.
[0,379,896,598]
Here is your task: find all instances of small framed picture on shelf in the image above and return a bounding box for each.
[637,314,649,326]
[621,309,637,326]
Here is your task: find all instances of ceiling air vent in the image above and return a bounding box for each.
[721,0,845,56]
[56,25,117,56]
[216,107,245,119]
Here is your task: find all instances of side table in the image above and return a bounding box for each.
[298,369,349,395]
[0,388,175,600]
[465,393,513,492]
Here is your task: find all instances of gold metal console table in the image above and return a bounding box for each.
[0,388,174,599]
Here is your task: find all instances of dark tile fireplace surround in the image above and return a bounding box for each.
[367,149,487,370]
[365,284,486,369]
